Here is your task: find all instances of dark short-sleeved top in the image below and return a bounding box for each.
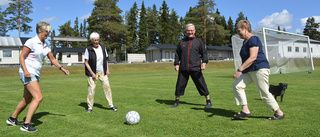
[240,36,270,73]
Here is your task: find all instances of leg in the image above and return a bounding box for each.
[250,69,281,112]
[190,71,212,108]
[233,72,253,115]
[97,72,116,111]
[24,81,43,124]
[11,86,33,119]
[87,76,97,111]
[172,71,189,108]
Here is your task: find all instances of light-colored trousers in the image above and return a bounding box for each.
[87,71,113,109]
[233,68,279,112]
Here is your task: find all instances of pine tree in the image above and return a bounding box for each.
[146,5,159,44]
[4,0,33,37]
[138,1,148,53]
[0,7,8,36]
[234,12,247,33]
[159,1,171,44]
[125,2,138,53]
[303,17,320,40]
[58,21,73,47]
[87,0,126,53]
[169,9,181,44]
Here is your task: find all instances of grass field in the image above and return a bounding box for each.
[1,60,320,136]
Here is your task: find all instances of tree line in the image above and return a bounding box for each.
[1,0,320,54]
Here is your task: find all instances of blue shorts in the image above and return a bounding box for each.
[19,73,40,85]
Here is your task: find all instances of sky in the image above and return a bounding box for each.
[1,0,320,38]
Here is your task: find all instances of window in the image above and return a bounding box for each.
[295,47,299,52]
[287,46,292,52]
[3,49,12,57]
[311,48,313,53]
[303,47,307,53]
[67,53,71,58]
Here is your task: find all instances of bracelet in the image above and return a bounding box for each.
[59,66,63,70]
[237,69,242,72]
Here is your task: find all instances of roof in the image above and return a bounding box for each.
[145,44,177,50]
[0,37,23,47]
[207,46,232,51]
[54,47,86,52]
[145,44,232,51]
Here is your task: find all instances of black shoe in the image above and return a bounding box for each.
[205,102,212,108]
[171,102,179,108]
[6,117,22,126]
[20,123,37,132]
[110,106,118,112]
[87,108,92,112]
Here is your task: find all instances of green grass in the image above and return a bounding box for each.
[1,60,320,136]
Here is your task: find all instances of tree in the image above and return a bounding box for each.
[146,4,159,44]
[169,9,181,44]
[138,1,148,53]
[73,17,79,37]
[87,0,126,53]
[58,21,73,47]
[0,7,8,36]
[125,2,139,53]
[5,0,33,37]
[159,1,171,44]
[234,12,247,33]
[303,17,320,40]
[183,0,229,46]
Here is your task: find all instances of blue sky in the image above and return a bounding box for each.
[1,0,320,38]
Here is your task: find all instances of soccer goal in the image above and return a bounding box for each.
[232,28,314,74]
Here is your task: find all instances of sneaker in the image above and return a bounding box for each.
[87,108,92,112]
[6,117,22,126]
[110,106,118,112]
[205,102,212,108]
[20,123,37,132]
[171,102,179,108]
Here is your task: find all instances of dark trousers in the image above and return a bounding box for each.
[175,71,210,96]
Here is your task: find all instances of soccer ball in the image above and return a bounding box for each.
[126,111,140,125]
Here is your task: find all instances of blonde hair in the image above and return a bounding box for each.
[89,32,99,41]
[36,22,51,34]
[237,20,251,33]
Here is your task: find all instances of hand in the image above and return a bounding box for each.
[92,73,97,80]
[106,69,110,77]
[175,65,179,71]
[233,71,241,80]
[61,68,70,75]
[201,63,206,70]
[24,71,31,78]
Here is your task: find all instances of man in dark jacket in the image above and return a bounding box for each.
[172,23,212,108]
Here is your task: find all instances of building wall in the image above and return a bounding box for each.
[61,52,85,64]
[161,49,175,62]
[0,47,21,64]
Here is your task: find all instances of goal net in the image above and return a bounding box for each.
[232,28,314,74]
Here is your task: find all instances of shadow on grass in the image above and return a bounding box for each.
[155,99,203,107]
[192,107,237,118]
[78,102,109,110]
[22,112,66,126]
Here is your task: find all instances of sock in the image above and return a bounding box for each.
[206,99,211,104]
[175,99,179,104]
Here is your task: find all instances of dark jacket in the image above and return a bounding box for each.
[174,36,208,71]
[85,44,108,76]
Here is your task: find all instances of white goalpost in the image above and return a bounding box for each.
[232,27,314,74]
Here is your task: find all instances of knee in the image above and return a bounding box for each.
[233,82,244,91]
[34,95,43,103]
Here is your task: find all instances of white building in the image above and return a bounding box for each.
[145,44,233,62]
